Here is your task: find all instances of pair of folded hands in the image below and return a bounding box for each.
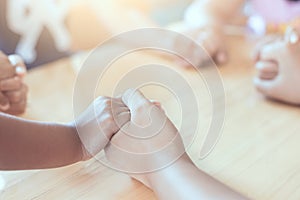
[75,89,185,173]
[0,51,185,173]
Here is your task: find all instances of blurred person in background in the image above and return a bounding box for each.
[180,0,300,105]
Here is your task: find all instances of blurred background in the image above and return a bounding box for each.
[0,0,194,69]
[65,0,194,49]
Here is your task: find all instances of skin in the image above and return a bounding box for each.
[184,0,300,106]
[0,96,129,170]
[0,52,27,115]
[0,88,247,198]
[76,97,130,160]
[145,154,248,200]
[0,114,81,170]
[105,89,248,200]
[178,0,244,67]
[254,30,300,105]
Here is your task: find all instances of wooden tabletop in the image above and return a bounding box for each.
[0,35,300,200]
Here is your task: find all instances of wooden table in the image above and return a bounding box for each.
[1,35,300,200]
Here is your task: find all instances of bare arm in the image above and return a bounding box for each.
[147,154,248,200]
[0,113,81,170]
[0,96,130,170]
[105,89,248,200]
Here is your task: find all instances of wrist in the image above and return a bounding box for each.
[67,122,86,162]
[145,153,194,189]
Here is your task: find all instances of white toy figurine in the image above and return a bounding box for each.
[6,0,73,63]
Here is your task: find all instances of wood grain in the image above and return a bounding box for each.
[1,35,300,200]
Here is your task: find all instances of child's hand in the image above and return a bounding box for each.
[104,89,185,173]
[177,25,227,68]
[172,0,228,68]
[0,52,28,114]
[252,35,280,62]
[3,83,28,115]
[253,33,300,105]
[75,96,130,161]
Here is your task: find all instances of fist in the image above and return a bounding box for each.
[0,52,28,115]
[75,96,130,161]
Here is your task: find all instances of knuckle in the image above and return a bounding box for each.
[100,113,116,126]
[101,98,112,108]
[0,68,14,80]
[2,77,22,90]
[10,92,22,102]
[7,92,21,102]
[8,102,27,115]
[103,98,111,106]
[0,80,8,90]
[96,96,110,105]
[14,77,22,86]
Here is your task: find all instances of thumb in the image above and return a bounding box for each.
[122,89,151,112]
[122,89,155,127]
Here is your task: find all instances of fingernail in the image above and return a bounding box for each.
[15,66,26,75]
[8,55,23,66]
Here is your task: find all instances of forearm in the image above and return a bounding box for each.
[185,0,244,27]
[0,113,82,170]
[147,154,247,200]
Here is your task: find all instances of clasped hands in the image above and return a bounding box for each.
[76,89,185,173]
